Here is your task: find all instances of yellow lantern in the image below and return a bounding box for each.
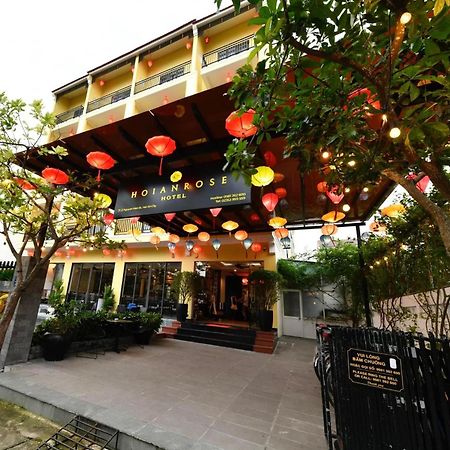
[170,171,182,182]
[234,230,248,241]
[251,166,274,187]
[94,193,112,208]
[268,216,287,228]
[274,227,289,239]
[273,172,285,183]
[381,204,405,218]
[183,223,198,234]
[322,211,345,223]
[198,232,210,242]
[169,234,180,243]
[222,221,239,233]
[151,226,166,235]
[321,224,338,236]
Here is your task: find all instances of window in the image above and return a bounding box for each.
[120,262,181,316]
[67,263,115,310]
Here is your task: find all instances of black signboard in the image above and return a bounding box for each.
[348,348,403,392]
[114,168,251,218]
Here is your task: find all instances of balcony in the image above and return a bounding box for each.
[114,219,151,235]
[86,85,132,113]
[202,35,255,68]
[55,105,84,124]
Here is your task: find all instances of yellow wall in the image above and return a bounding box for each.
[203,21,258,53]
[90,71,133,100]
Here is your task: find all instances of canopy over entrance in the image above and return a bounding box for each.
[25,84,393,235]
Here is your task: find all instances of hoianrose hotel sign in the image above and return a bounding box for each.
[114,169,251,218]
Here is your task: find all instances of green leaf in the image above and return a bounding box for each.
[424,39,440,56]
[422,122,450,142]
[408,127,425,145]
[434,0,445,16]
[409,83,420,102]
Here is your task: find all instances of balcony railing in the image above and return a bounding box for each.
[86,85,132,113]
[135,61,191,95]
[202,35,255,68]
[114,218,151,235]
[55,105,84,124]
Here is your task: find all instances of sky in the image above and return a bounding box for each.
[0,0,231,108]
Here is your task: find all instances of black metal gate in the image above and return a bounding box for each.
[319,327,450,450]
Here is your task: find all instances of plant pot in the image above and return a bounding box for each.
[134,328,154,345]
[41,333,69,361]
[176,303,188,322]
[259,310,273,332]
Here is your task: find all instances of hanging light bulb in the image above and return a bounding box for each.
[348,160,356,167]
[342,204,351,212]
[400,12,412,24]
[212,239,221,258]
[321,150,330,159]
[389,127,401,139]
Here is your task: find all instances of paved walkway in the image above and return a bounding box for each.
[0,337,326,450]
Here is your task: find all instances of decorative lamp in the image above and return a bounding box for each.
[251,166,274,187]
[130,216,140,224]
[326,191,344,205]
[242,277,249,286]
[346,88,382,130]
[212,239,221,258]
[262,193,279,212]
[322,211,345,223]
[150,235,161,248]
[102,248,111,256]
[198,232,210,242]
[14,178,36,190]
[86,152,116,182]
[263,151,277,167]
[170,171,182,182]
[416,176,430,193]
[186,41,192,49]
[321,224,338,236]
[209,208,222,217]
[234,230,248,241]
[317,181,328,193]
[151,227,166,235]
[280,236,291,249]
[94,193,112,208]
[274,228,289,239]
[273,172,285,183]
[164,212,176,222]
[268,216,287,228]
[185,239,194,253]
[145,135,176,176]
[369,222,386,233]
[183,223,198,234]
[243,238,253,250]
[103,213,114,226]
[168,242,176,257]
[251,242,262,258]
[42,168,69,185]
[381,204,405,218]
[169,234,180,243]
[249,213,260,222]
[275,187,287,199]
[225,109,258,138]
[222,221,239,235]
[192,244,201,258]
[147,59,153,68]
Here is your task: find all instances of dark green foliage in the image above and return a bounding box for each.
[172,271,202,304]
[0,269,14,281]
[101,285,115,312]
[249,269,284,310]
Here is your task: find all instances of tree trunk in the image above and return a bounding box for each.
[382,168,450,257]
[0,287,24,349]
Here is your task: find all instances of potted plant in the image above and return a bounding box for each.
[100,285,115,312]
[134,312,162,345]
[172,272,201,322]
[249,269,284,331]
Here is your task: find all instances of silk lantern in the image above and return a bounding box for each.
[145,135,176,176]
[321,224,338,236]
[222,221,238,236]
[185,239,194,254]
[210,208,222,217]
[183,223,198,234]
[164,213,176,222]
[263,151,277,167]
[170,171,182,182]
[42,168,69,185]
[268,216,287,228]
[14,178,35,190]
[169,234,180,243]
[251,242,262,259]
[322,211,345,223]
[198,232,210,242]
[192,244,201,258]
[275,187,287,199]
[251,166,274,187]
[102,248,111,256]
[274,228,289,239]
[225,109,257,138]
[150,235,160,249]
[326,191,344,205]
[317,181,328,193]
[234,230,248,241]
[212,239,221,258]
[273,172,285,183]
[86,151,116,182]
[103,213,114,226]
[168,242,176,257]
[243,237,253,257]
[94,193,112,208]
[262,193,279,212]
[416,176,430,193]
[151,227,166,235]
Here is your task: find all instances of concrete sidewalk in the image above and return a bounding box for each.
[0,337,326,450]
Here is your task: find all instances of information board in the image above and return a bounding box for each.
[348,348,403,392]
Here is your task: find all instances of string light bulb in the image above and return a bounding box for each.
[389,127,401,139]
[344,187,351,193]
[363,187,369,192]
[348,160,356,167]
[342,204,351,212]
[400,12,412,25]
[321,150,330,159]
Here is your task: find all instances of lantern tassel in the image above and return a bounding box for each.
[159,157,163,176]
[97,170,101,183]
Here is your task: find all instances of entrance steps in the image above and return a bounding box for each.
[165,321,277,353]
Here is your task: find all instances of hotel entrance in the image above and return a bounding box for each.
[194,260,264,325]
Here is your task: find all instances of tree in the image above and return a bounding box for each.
[216,0,450,254]
[0,93,124,350]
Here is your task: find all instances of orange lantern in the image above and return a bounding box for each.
[169,234,180,243]
[103,213,114,226]
[145,135,176,176]
[250,213,260,222]
[234,230,248,241]
[321,224,338,236]
[274,228,289,239]
[14,177,36,190]
[275,187,287,199]
[369,222,386,233]
[86,152,116,182]
[42,168,69,185]
[183,223,198,234]
[262,193,279,212]
[102,248,111,256]
[198,232,210,242]
[322,211,346,223]
[317,181,328,193]
[192,244,201,258]
[151,227,166,235]
[273,172,285,183]
[225,109,258,138]
[268,216,287,228]
[251,242,262,258]
[150,235,161,246]
[222,221,239,235]
[263,151,277,167]
[164,212,176,222]
[251,166,274,187]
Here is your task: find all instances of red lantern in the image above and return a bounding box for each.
[145,135,176,176]
[326,191,344,205]
[209,208,222,217]
[317,181,328,193]
[42,168,69,185]
[164,212,176,222]
[14,177,35,190]
[250,213,260,222]
[263,151,277,168]
[192,244,201,258]
[274,228,289,239]
[262,193,279,212]
[103,213,114,226]
[225,109,258,138]
[251,242,262,258]
[275,187,287,199]
[86,152,116,182]
[416,176,430,193]
[102,248,111,256]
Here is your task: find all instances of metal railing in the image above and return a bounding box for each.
[135,61,191,95]
[202,35,255,67]
[55,105,84,124]
[86,85,132,113]
[114,218,151,235]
